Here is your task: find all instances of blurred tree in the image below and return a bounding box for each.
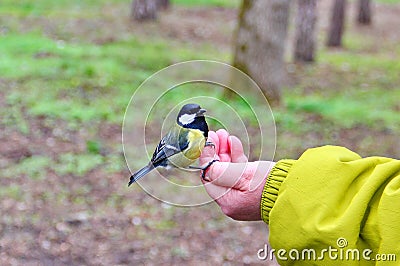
[294,0,317,62]
[131,0,157,21]
[357,0,372,25]
[232,0,291,106]
[326,0,346,47]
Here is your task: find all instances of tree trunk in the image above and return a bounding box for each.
[357,0,372,25]
[326,0,346,47]
[294,0,317,62]
[232,0,291,106]
[131,0,157,21]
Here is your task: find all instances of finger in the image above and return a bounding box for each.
[208,131,219,154]
[205,162,248,189]
[228,136,248,163]
[201,131,219,164]
[216,129,231,162]
[202,180,229,201]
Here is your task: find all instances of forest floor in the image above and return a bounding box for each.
[0,0,399,265]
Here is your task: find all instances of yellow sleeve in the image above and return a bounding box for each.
[261,145,400,265]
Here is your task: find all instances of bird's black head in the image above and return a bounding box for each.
[176,103,209,137]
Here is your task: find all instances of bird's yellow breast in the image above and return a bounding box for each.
[167,128,206,169]
[185,129,206,160]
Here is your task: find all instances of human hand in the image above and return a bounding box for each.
[200,129,275,221]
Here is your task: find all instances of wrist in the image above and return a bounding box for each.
[260,160,295,223]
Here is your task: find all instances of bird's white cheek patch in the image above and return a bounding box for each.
[179,113,196,125]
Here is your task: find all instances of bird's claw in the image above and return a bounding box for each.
[205,141,215,148]
[201,159,219,180]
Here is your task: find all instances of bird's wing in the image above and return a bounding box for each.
[150,127,189,167]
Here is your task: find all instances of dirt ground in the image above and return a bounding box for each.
[1,1,399,266]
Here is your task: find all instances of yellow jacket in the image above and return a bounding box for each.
[261,146,400,265]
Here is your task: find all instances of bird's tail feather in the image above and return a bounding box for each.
[128,163,155,186]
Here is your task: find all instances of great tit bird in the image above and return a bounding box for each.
[128,103,218,186]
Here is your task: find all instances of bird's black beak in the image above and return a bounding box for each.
[196,108,206,116]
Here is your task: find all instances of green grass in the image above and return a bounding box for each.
[0,33,179,82]
[2,156,51,180]
[0,0,128,15]
[348,0,400,4]
[55,153,104,177]
[276,24,400,134]
[0,0,239,15]
[319,51,400,83]
[0,32,228,124]
[172,0,240,7]
[0,185,22,200]
[1,153,122,179]
[284,89,400,130]
[375,0,400,3]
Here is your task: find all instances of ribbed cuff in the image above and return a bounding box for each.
[261,159,295,224]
